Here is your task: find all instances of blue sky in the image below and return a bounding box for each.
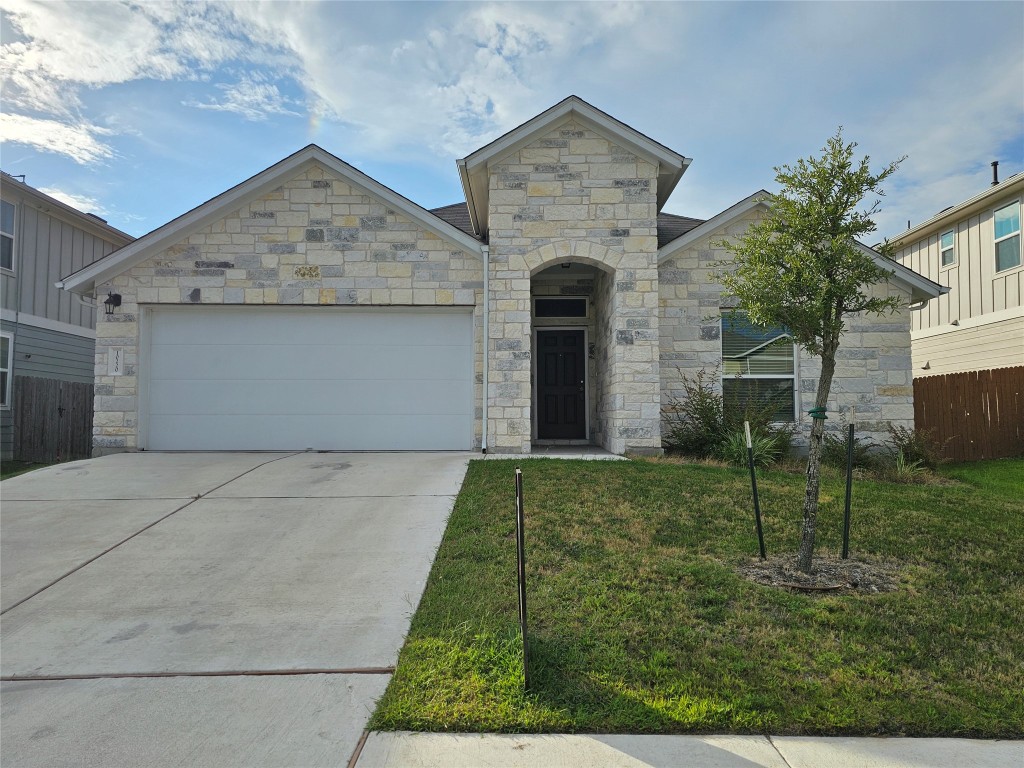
[2,1,1022,242]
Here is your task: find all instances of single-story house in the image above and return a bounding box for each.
[58,96,944,456]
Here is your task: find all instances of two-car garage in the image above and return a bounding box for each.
[140,307,474,451]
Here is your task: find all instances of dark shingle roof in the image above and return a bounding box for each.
[430,203,705,249]
[430,203,480,239]
[657,212,704,248]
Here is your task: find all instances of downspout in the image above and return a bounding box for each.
[481,244,489,453]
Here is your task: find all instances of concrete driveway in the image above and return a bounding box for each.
[1,451,472,767]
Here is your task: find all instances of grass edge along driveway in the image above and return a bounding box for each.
[370,458,1023,737]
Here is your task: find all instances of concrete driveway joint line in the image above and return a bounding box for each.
[0,451,303,617]
[767,736,794,767]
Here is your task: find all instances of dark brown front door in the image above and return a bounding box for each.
[537,329,586,440]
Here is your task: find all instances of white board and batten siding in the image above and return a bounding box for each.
[893,180,1024,376]
[140,306,474,451]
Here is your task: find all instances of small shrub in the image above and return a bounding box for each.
[877,449,927,483]
[662,367,794,465]
[719,427,788,468]
[821,428,878,469]
[662,368,726,458]
[885,425,946,469]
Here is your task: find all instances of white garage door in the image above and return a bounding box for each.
[143,307,474,450]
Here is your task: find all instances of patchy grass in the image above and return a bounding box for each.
[370,458,1023,737]
[0,460,53,481]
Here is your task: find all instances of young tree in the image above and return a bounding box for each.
[720,130,905,573]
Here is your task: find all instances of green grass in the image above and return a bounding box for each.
[370,457,1024,737]
[0,460,53,481]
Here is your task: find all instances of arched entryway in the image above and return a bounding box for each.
[528,242,618,451]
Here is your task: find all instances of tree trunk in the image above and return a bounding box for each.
[796,344,838,573]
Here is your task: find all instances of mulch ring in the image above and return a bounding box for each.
[739,554,903,594]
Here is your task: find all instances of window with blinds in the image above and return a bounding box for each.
[721,310,796,421]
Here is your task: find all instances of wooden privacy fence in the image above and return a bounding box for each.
[914,366,1024,462]
[13,376,95,463]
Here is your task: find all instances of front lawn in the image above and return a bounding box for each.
[370,458,1023,737]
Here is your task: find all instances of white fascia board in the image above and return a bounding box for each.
[853,241,946,302]
[60,146,482,295]
[657,191,770,262]
[656,189,946,303]
[884,174,1024,246]
[465,104,686,174]
[910,305,1023,339]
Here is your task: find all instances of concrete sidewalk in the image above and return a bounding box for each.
[354,732,1022,768]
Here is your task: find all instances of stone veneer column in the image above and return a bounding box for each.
[484,120,662,455]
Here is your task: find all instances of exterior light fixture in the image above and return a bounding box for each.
[561,262,571,269]
[104,292,122,316]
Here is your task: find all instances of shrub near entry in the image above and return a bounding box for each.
[662,366,793,465]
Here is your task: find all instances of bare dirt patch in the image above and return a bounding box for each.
[739,554,903,594]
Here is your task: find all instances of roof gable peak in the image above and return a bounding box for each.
[457,96,691,237]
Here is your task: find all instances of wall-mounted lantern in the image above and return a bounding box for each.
[104,292,122,316]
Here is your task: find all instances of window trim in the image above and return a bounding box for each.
[993,198,1022,274]
[939,229,956,269]
[720,310,799,423]
[0,199,14,274]
[0,331,12,409]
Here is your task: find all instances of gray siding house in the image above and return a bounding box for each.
[1,173,134,459]
[58,97,943,457]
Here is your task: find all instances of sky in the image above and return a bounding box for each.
[1,0,1022,243]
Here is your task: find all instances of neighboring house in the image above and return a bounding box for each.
[1,173,134,460]
[57,96,942,457]
[890,172,1024,377]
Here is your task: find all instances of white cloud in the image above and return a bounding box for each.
[0,0,296,163]
[36,187,107,216]
[186,74,302,121]
[0,113,114,164]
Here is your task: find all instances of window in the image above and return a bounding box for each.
[0,333,11,408]
[534,297,588,318]
[1,200,14,272]
[994,200,1021,272]
[722,311,796,421]
[940,230,956,267]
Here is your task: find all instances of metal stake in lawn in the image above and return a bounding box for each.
[745,421,767,560]
[514,467,530,690]
[842,416,855,560]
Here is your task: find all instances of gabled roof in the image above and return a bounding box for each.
[457,95,691,238]
[657,190,948,304]
[58,145,484,295]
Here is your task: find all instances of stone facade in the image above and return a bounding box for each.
[485,119,662,454]
[92,164,483,453]
[658,208,916,450]
[79,100,931,458]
